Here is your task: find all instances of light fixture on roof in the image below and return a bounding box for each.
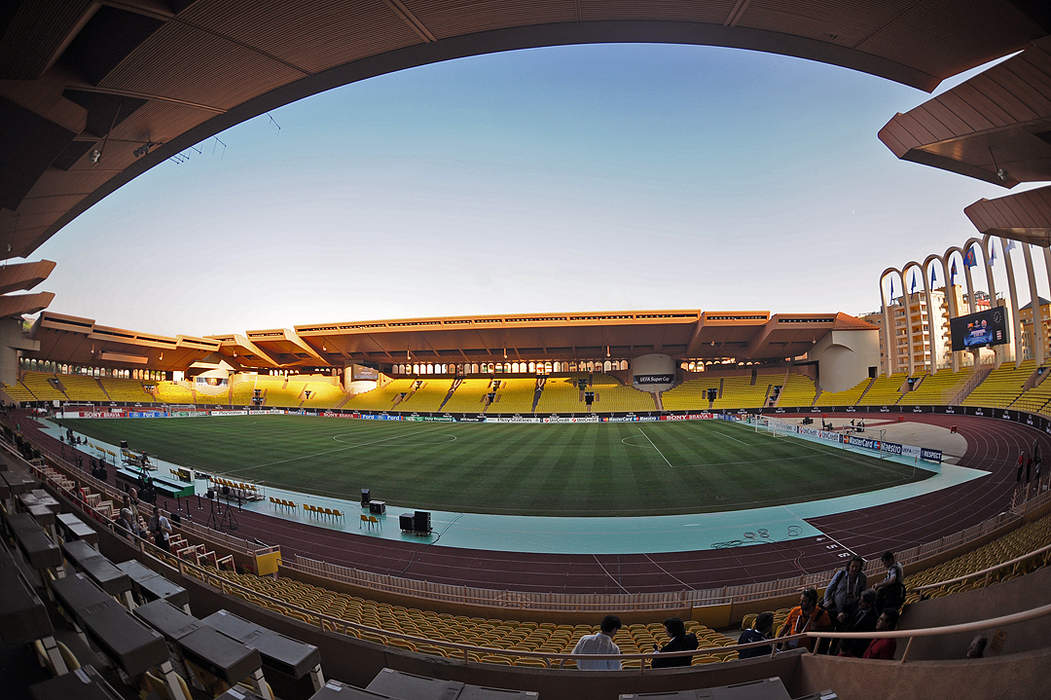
[90,149,101,165]
[133,140,157,158]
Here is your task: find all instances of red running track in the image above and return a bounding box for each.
[17,412,1047,595]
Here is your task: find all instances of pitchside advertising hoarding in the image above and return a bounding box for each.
[949,307,1009,351]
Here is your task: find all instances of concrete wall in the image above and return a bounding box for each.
[796,647,1051,700]
[809,329,880,393]
[898,563,1051,660]
[631,354,676,392]
[0,317,37,388]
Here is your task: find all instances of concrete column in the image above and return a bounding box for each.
[996,237,1024,367]
[1022,243,1045,365]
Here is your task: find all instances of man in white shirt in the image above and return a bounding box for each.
[572,615,622,670]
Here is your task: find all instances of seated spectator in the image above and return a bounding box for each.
[838,589,879,657]
[117,508,138,537]
[738,612,775,659]
[572,615,622,670]
[874,551,905,613]
[862,609,899,660]
[777,588,832,652]
[651,618,698,668]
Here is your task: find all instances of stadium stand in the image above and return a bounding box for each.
[1,378,38,402]
[775,372,816,407]
[590,374,655,413]
[394,380,455,412]
[343,378,418,412]
[300,379,347,409]
[254,375,303,407]
[898,368,974,406]
[661,375,722,411]
[440,379,499,413]
[856,373,907,406]
[712,372,782,409]
[962,360,1037,409]
[228,375,256,406]
[57,374,109,402]
[1009,367,1051,415]
[100,377,155,403]
[154,380,195,404]
[815,377,871,407]
[212,570,739,667]
[534,375,587,413]
[488,378,539,413]
[193,385,231,405]
[905,511,1051,603]
[19,371,68,401]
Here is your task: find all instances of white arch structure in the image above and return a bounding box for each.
[877,237,1051,377]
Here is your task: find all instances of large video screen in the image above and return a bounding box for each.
[949,308,1009,351]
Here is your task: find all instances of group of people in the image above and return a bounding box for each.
[737,552,905,661]
[112,484,173,550]
[569,552,908,670]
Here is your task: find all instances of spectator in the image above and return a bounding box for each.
[149,509,172,550]
[777,588,832,651]
[862,609,899,660]
[117,508,138,537]
[966,635,988,659]
[738,612,775,659]
[651,618,698,668]
[823,555,867,621]
[838,589,879,657]
[874,551,905,613]
[572,615,622,670]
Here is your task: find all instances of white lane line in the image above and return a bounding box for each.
[592,555,631,594]
[817,530,858,557]
[638,427,674,468]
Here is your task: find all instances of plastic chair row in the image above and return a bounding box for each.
[304,504,343,519]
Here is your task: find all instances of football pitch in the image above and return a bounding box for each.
[56,416,930,516]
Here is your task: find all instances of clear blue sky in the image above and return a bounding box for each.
[32,43,1028,338]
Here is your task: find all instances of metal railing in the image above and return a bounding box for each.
[7,419,1042,614]
[19,446,1051,672]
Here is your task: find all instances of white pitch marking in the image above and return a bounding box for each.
[637,427,674,468]
[713,430,748,445]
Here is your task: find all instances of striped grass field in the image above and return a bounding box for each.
[57,416,929,516]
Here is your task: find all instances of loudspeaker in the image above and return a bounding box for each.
[120,440,129,449]
[360,488,370,506]
[369,501,386,515]
[221,485,231,496]
[413,510,431,533]
[207,489,215,499]
[399,513,414,531]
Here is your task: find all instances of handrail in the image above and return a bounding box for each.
[808,601,1051,663]
[910,541,1051,593]
[3,434,261,556]
[6,417,1041,613]
[19,450,1051,671]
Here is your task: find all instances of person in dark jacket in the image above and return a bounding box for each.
[651,618,698,668]
[737,612,774,659]
[837,589,880,657]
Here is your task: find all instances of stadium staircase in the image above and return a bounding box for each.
[1011,367,1051,415]
[814,377,872,406]
[531,377,544,412]
[962,360,1037,409]
[439,379,461,411]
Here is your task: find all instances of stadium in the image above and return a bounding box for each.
[2,3,1051,700]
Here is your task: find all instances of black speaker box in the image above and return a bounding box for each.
[360,488,371,506]
[399,513,414,531]
[413,510,431,532]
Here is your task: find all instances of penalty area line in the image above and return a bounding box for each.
[637,427,674,468]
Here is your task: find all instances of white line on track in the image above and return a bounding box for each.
[816,530,858,557]
[638,427,674,468]
[231,426,449,474]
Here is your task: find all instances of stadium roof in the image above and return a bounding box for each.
[3,1,1050,262]
[879,35,1051,244]
[27,309,874,371]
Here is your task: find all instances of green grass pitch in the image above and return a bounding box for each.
[57,416,929,516]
